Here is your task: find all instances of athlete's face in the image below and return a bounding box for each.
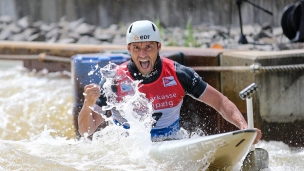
[128,41,161,76]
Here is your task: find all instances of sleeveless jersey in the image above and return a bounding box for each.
[116,57,185,133]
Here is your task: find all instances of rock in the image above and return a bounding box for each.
[0,28,12,40]
[276,43,289,50]
[273,27,283,37]
[94,27,118,42]
[76,35,101,44]
[112,35,126,45]
[27,33,45,42]
[17,16,31,29]
[95,34,114,42]
[260,37,278,44]
[45,27,60,40]
[47,36,57,43]
[0,15,13,24]
[32,21,44,28]
[74,23,95,36]
[261,22,272,32]
[40,23,58,33]
[242,24,260,36]
[254,30,272,41]
[7,23,22,34]
[0,15,300,51]
[22,28,39,39]
[108,24,118,31]
[67,32,81,40]
[8,33,26,41]
[68,18,85,30]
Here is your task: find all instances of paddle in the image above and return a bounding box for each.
[239,83,269,170]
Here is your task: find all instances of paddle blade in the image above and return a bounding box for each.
[241,148,269,170]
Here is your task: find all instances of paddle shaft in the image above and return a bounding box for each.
[239,83,258,151]
[246,97,254,128]
[240,83,270,169]
[246,97,255,151]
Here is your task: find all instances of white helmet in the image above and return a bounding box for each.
[126,20,161,44]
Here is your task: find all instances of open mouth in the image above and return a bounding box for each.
[139,60,150,70]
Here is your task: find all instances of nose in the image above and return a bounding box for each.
[139,48,147,57]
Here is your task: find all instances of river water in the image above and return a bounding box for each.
[0,60,303,171]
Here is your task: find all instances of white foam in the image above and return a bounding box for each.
[0,64,302,171]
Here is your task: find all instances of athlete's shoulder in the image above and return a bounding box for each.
[161,57,174,64]
[173,61,207,98]
[174,61,195,75]
[118,61,129,69]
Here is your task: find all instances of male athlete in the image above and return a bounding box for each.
[78,20,262,143]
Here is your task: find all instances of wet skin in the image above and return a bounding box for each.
[127,41,161,76]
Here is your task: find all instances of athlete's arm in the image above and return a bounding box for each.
[175,62,261,144]
[199,85,248,129]
[175,62,247,128]
[199,86,262,144]
[78,83,105,136]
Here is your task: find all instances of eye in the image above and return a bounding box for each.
[146,45,152,50]
[134,46,140,51]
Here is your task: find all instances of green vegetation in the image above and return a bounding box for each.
[165,38,179,46]
[184,19,201,47]
[154,18,163,40]
[154,18,201,47]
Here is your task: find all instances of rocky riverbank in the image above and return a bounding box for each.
[0,15,303,51]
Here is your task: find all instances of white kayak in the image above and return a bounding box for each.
[150,129,257,170]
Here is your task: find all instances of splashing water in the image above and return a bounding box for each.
[0,60,303,171]
[99,62,155,133]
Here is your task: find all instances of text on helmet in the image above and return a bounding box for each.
[134,35,150,41]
